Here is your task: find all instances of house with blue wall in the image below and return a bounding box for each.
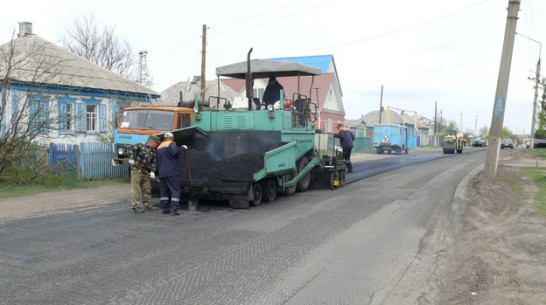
[0,22,159,146]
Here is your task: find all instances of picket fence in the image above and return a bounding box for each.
[49,142,128,180]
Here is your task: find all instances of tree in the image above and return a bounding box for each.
[478,126,490,137]
[63,13,147,84]
[0,35,74,180]
[443,120,459,135]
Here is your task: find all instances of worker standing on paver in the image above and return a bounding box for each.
[127,136,160,213]
[334,123,355,173]
[157,132,187,215]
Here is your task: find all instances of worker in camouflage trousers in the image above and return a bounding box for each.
[157,132,188,215]
[127,136,160,213]
[334,123,356,173]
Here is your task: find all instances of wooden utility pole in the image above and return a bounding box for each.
[201,24,207,103]
[484,0,521,179]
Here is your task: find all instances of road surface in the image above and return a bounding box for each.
[0,149,487,304]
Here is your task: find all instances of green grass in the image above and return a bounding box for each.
[527,148,546,159]
[0,177,129,199]
[518,167,546,215]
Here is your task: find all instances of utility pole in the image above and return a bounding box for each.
[516,32,541,147]
[201,24,207,103]
[484,0,521,179]
[460,112,463,133]
[434,101,437,146]
[474,115,478,136]
[379,85,384,124]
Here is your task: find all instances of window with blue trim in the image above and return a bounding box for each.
[29,94,49,135]
[79,98,106,133]
[58,96,76,133]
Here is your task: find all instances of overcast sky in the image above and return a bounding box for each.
[2,0,544,135]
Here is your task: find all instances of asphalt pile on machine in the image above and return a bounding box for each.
[180,148,264,184]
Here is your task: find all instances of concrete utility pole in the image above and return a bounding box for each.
[201,24,207,103]
[484,0,521,179]
[434,101,437,146]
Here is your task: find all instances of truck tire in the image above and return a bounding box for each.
[250,183,262,207]
[262,179,277,202]
[296,158,311,192]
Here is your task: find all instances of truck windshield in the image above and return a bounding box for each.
[120,110,175,130]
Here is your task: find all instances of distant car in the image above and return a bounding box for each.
[501,138,514,149]
[472,137,486,147]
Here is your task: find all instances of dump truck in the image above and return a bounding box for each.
[163,50,345,208]
[443,133,464,154]
[372,124,409,155]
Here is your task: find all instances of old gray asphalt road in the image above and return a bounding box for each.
[0,150,485,305]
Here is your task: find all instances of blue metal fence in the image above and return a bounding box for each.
[49,142,128,180]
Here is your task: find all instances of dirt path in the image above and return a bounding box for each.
[438,153,546,304]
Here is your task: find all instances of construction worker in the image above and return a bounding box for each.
[262,76,284,108]
[334,123,356,173]
[127,136,160,213]
[157,132,187,215]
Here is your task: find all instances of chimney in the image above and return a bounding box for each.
[18,22,33,38]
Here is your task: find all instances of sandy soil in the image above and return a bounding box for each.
[439,151,546,305]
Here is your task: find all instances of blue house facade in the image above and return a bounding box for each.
[0,22,159,146]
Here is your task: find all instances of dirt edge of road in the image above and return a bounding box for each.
[436,152,546,305]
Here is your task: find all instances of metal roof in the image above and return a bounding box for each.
[0,35,159,97]
[216,59,321,79]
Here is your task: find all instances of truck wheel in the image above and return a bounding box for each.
[262,179,277,202]
[297,158,311,192]
[250,183,262,207]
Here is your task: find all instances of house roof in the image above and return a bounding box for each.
[270,55,342,97]
[361,110,434,129]
[0,34,159,97]
[270,55,334,73]
[159,77,239,108]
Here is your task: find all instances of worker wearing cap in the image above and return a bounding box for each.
[334,123,355,173]
[127,136,160,213]
[157,132,188,215]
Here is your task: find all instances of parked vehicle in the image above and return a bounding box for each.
[472,137,486,147]
[372,124,409,155]
[501,138,515,149]
[443,133,464,154]
[112,105,193,165]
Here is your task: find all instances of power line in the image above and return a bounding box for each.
[211,0,307,28]
[209,0,332,36]
[262,0,492,56]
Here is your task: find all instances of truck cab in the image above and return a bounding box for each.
[113,105,192,162]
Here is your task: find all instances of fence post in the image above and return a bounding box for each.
[75,144,81,180]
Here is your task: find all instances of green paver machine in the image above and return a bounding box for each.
[166,49,342,208]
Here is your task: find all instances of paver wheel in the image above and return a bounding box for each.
[284,170,297,196]
[262,179,277,202]
[250,183,262,207]
[296,158,311,192]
